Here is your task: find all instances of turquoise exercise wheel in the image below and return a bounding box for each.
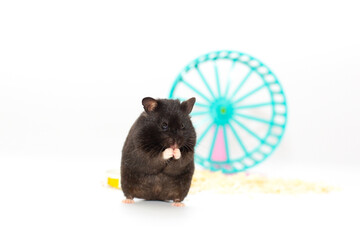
[169,50,287,173]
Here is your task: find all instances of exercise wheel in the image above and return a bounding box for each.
[169,50,287,173]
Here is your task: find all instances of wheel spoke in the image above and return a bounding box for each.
[213,61,221,97]
[235,112,284,127]
[193,117,212,129]
[228,123,249,155]
[234,113,271,125]
[196,122,214,147]
[180,77,212,103]
[191,111,209,117]
[229,69,253,100]
[233,84,267,105]
[231,118,263,142]
[224,60,236,98]
[234,102,273,109]
[195,66,216,100]
[208,125,219,160]
[223,125,230,161]
[194,102,210,108]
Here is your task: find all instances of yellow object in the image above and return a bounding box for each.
[105,169,120,189]
[107,177,119,188]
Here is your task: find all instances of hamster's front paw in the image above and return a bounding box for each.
[162,148,174,160]
[173,148,181,159]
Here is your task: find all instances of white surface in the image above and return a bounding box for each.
[1,157,359,240]
[1,1,360,239]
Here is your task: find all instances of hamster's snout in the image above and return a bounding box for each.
[170,143,179,150]
[167,137,180,150]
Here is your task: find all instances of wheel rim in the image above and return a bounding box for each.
[169,50,287,173]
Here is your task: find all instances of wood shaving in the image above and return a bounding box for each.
[109,169,338,194]
[190,169,337,194]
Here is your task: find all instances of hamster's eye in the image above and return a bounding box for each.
[161,122,168,130]
[181,123,185,129]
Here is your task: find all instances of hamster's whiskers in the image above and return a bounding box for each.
[181,143,193,152]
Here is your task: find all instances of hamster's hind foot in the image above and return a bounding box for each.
[171,201,185,207]
[122,198,135,204]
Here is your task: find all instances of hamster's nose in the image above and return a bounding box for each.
[171,128,178,133]
[169,138,178,146]
[170,143,179,150]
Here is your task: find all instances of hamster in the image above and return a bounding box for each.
[121,97,196,207]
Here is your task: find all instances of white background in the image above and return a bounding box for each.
[1,0,360,239]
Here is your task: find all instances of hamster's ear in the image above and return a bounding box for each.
[142,97,158,113]
[181,97,196,115]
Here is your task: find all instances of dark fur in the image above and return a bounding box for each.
[121,98,196,202]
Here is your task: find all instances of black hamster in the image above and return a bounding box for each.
[121,97,196,207]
